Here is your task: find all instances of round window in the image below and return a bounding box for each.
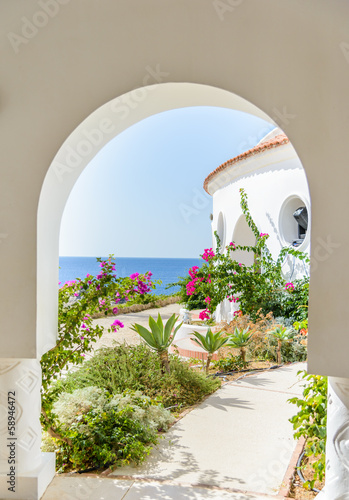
[279,196,309,247]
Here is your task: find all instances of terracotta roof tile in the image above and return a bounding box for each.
[203,133,289,194]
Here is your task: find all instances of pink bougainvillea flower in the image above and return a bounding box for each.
[130,272,139,280]
[233,310,242,317]
[285,282,295,291]
[204,296,211,304]
[112,307,118,315]
[111,319,124,331]
[259,233,269,238]
[188,266,199,278]
[80,336,84,340]
[229,242,236,249]
[202,248,215,261]
[199,309,210,321]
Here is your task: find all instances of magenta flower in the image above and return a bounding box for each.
[188,266,199,278]
[130,272,139,280]
[285,282,295,291]
[229,242,236,249]
[80,336,84,340]
[202,248,215,261]
[112,307,118,315]
[260,233,269,238]
[199,309,210,321]
[204,296,211,304]
[111,319,125,331]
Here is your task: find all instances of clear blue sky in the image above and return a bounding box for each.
[59,107,274,258]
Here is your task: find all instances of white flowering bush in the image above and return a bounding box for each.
[107,390,175,432]
[53,387,107,429]
[46,386,175,471]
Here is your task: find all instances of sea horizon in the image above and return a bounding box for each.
[59,256,202,295]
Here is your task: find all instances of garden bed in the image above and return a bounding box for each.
[289,452,324,498]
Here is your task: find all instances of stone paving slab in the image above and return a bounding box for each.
[41,477,133,499]
[41,477,286,500]
[233,363,306,395]
[111,363,306,495]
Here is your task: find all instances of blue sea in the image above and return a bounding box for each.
[59,257,202,295]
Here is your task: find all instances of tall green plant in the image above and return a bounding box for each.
[289,372,327,490]
[130,313,182,373]
[192,328,228,373]
[226,327,253,366]
[268,326,294,364]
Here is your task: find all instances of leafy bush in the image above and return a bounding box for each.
[213,354,246,372]
[54,343,221,411]
[217,312,307,363]
[170,189,309,322]
[167,273,207,310]
[289,372,327,489]
[43,386,174,472]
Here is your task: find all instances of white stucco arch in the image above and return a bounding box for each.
[215,211,226,250]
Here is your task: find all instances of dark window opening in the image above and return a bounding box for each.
[292,206,308,247]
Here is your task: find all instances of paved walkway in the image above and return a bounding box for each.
[42,363,306,499]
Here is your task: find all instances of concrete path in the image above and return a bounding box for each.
[42,362,306,499]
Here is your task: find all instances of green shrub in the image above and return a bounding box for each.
[45,386,174,472]
[289,372,327,489]
[247,333,307,363]
[55,343,221,411]
[213,354,246,372]
[166,274,207,310]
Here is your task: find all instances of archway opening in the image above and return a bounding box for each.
[37,83,312,491]
[231,214,256,267]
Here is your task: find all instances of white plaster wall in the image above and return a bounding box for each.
[0,0,348,376]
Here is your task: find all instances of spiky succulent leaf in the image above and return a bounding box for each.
[164,314,179,345]
[192,329,228,354]
[130,323,158,349]
[227,327,253,348]
[148,316,163,347]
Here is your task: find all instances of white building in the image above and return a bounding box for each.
[203,128,310,322]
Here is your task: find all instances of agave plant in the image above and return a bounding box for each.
[226,327,253,366]
[268,326,294,364]
[130,313,182,373]
[192,328,228,374]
